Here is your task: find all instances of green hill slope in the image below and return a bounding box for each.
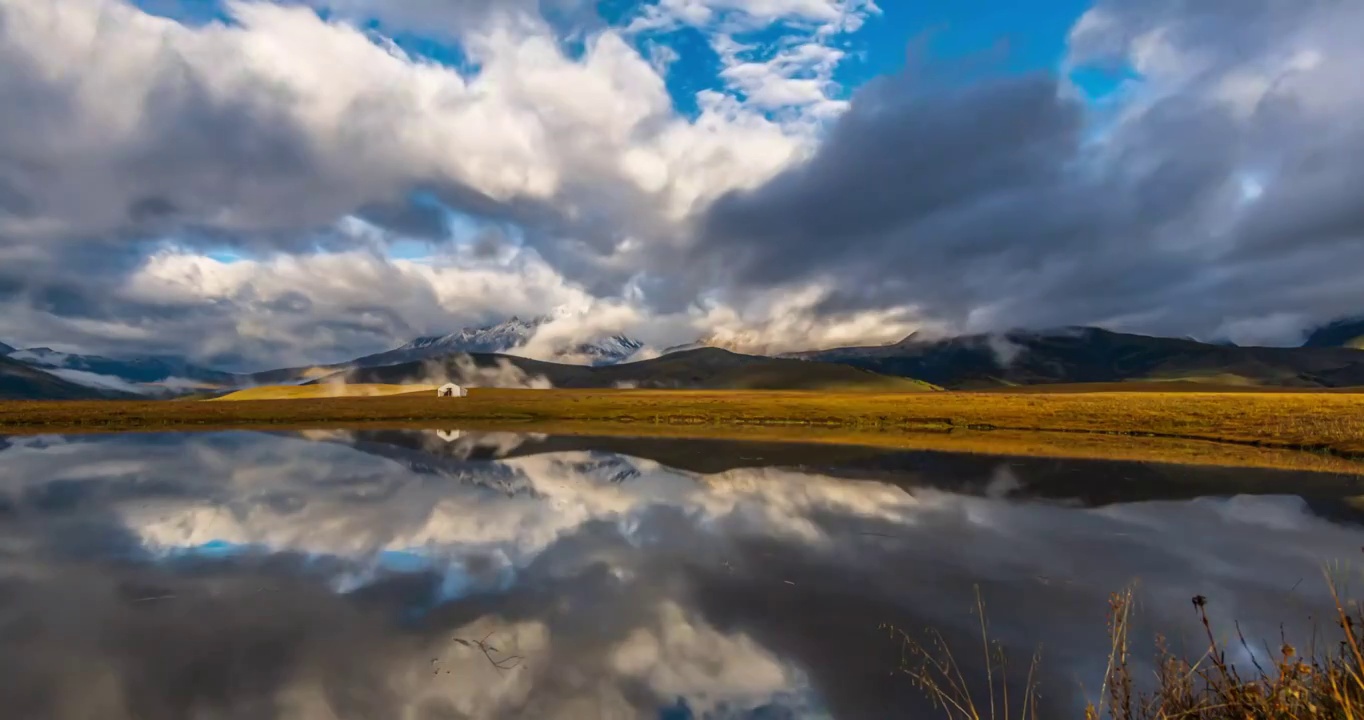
[312,347,938,392]
[797,327,1364,389]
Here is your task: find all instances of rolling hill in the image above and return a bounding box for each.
[312,347,939,392]
[0,355,134,400]
[794,327,1364,389]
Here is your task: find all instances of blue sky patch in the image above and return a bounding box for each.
[134,0,233,25]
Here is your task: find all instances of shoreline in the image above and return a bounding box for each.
[1,389,1363,473]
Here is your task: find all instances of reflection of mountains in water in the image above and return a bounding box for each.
[309,429,1364,525]
[298,430,645,496]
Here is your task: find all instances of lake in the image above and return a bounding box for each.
[2,429,1363,719]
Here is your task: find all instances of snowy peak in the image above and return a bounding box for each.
[397,315,547,355]
[575,334,646,364]
[355,316,646,368]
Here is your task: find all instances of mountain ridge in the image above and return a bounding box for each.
[313,346,939,392]
[7,347,242,392]
[1303,317,1364,349]
[795,326,1364,389]
[0,355,137,400]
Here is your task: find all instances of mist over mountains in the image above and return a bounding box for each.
[1303,318,1364,350]
[2,314,1363,400]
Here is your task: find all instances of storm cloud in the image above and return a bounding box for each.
[702,0,1364,341]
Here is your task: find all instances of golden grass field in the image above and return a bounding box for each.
[1,387,1363,473]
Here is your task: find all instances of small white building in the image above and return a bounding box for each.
[437,383,468,398]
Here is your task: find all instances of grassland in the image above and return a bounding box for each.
[1,388,1363,472]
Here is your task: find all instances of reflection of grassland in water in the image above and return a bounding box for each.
[1,388,1363,472]
[896,580,1364,719]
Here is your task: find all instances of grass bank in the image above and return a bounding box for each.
[895,581,1364,719]
[1,389,1363,473]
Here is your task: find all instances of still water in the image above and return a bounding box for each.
[2,430,1364,719]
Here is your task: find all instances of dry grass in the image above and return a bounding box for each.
[0,388,1362,472]
[889,577,1364,719]
[212,383,435,401]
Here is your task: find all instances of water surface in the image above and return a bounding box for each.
[2,430,1363,719]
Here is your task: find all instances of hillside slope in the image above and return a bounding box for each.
[796,327,1364,389]
[0,356,131,400]
[315,347,938,391]
[1304,318,1364,349]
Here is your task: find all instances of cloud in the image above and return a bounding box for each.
[3,0,1364,365]
[610,601,799,713]
[0,0,825,364]
[0,0,803,244]
[699,0,1364,343]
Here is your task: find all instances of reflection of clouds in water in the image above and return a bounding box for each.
[110,441,939,573]
[3,432,1364,718]
[611,602,815,717]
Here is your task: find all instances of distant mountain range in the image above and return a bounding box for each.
[352,315,645,368]
[325,347,938,392]
[9,348,240,385]
[0,354,135,400]
[0,346,240,397]
[251,315,647,386]
[795,326,1364,389]
[5,314,1364,400]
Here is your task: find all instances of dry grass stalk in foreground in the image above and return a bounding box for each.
[883,588,1042,719]
[888,579,1364,719]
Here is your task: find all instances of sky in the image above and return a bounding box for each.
[1,0,1363,370]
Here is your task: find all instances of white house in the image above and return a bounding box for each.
[437,383,468,398]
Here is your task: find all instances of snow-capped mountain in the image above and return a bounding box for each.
[6,347,241,394]
[353,316,646,367]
